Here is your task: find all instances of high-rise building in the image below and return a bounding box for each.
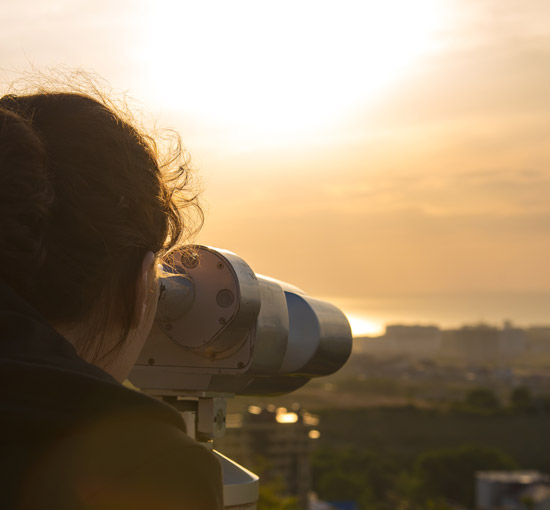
[354,324,441,356]
[214,405,320,509]
[442,325,500,361]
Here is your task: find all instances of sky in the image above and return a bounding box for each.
[2,0,549,335]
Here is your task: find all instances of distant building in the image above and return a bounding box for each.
[384,325,441,356]
[526,327,550,353]
[476,471,550,510]
[214,405,319,509]
[354,325,441,357]
[355,322,541,362]
[442,324,527,361]
[352,335,389,355]
[442,325,500,361]
[500,322,526,357]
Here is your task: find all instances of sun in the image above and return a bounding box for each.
[137,1,450,145]
[346,314,384,337]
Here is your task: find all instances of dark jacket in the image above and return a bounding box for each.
[0,282,223,509]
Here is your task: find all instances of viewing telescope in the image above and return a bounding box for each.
[128,246,352,509]
[129,245,352,397]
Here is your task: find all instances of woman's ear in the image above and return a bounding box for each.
[132,251,156,328]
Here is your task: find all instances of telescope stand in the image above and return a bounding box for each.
[163,396,260,509]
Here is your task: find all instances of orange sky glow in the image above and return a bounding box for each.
[2,0,549,335]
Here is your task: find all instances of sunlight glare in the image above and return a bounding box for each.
[138,1,450,143]
[347,314,384,337]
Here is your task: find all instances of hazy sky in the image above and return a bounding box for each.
[2,0,549,333]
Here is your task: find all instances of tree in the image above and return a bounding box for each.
[412,445,517,508]
[312,447,396,509]
[510,386,533,412]
[251,455,299,510]
[464,387,501,413]
[258,479,299,510]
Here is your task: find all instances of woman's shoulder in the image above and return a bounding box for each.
[0,282,223,509]
[21,405,224,510]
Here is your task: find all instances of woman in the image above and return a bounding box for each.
[0,90,223,509]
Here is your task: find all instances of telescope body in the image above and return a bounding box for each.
[130,246,352,397]
[128,246,353,509]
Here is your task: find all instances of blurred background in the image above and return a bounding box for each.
[3,3,550,508]
[3,0,549,336]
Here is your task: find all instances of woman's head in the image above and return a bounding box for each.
[0,89,202,377]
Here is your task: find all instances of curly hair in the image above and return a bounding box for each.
[0,88,203,361]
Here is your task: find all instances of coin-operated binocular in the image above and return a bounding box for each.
[130,245,352,395]
[128,246,352,509]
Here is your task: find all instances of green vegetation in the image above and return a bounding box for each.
[311,445,516,510]
[411,445,516,507]
[307,398,550,508]
[251,456,300,510]
[312,447,395,509]
[258,480,299,510]
[315,405,550,471]
[229,361,550,508]
[463,387,501,411]
[449,387,502,414]
[510,386,533,411]
[298,379,550,507]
